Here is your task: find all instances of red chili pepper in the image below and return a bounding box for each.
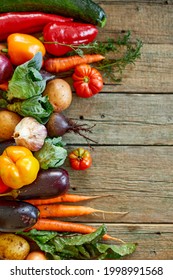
[0,12,73,42]
[43,22,98,56]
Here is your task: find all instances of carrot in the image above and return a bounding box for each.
[0,81,8,91]
[44,54,105,73]
[37,204,127,218]
[25,193,109,206]
[30,218,123,242]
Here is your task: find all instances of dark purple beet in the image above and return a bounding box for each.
[46,112,97,143]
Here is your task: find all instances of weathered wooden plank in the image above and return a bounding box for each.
[61,191,173,224]
[63,146,173,223]
[59,1,173,261]
[100,223,173,260]
[90,2,173,93]
[63,93,173,145]
[96,1,173,44]
[100,43,173,92]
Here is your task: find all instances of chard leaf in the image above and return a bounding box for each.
[18,229,58,256]
[0,98,8,108]
[95,242,137,259]
[34,137,67,169]
[53,224,106,249]
[28,67,43,81]
[18,226,137,260]
[7,52,53,101]
[20,229,58,244]
[7,95,53,124]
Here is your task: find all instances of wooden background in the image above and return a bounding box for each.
[62,0,173,259]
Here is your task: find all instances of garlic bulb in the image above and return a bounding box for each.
[13,117,47,151]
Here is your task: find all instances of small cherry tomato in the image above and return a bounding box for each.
[0,177,10,194]
[72,63,103,98]
[26,251,47,260]
[69,147,92,170]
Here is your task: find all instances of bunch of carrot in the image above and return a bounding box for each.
[26,193,127,242]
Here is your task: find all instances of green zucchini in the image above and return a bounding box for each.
[0,0,107,27]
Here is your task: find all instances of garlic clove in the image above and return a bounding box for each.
[13,117,47,151]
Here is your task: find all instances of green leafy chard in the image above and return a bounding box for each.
[7,95,53,124]
[34,137,67,169]
[7,52,54,101]
[19,225,137,260]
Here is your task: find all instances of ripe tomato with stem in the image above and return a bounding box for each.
[69,147,92,170]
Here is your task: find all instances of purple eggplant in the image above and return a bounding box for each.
[0,140,16,155]
[0,199,39,232]
[0,168,70,200]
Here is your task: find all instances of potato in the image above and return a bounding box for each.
[0,110,21,140]
[0,233,30,260]
[43,78,72,113]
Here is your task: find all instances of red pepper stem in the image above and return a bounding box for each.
[39,36,44,43]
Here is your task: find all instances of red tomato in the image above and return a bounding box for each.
[72,64,103,98]
[69,147,92,170]
[0,177,10,194]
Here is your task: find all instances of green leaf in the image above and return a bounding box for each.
[19,229,58,243]
[34,137,67,169]
[18,226,137,260]
[18,229,58,256]
[95,242,137,259]
[0,98,8,108]
[53,224,107,249]
[7,52,52,101]
[7,95,53,124]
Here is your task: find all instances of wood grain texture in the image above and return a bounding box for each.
[63,146,173,224]
[96,1,173,44]
[64,93,173,145]
[101,224,173,260]
[97,43,173,92]
[57,1,173,259]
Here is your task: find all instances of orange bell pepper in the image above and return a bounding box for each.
[7,33,46,66]
[0,146,40,189]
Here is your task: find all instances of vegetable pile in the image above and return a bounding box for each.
[0,0,142,260]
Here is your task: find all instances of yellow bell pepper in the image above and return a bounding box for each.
[0,146,40,189]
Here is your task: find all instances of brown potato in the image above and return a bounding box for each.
[0,110,22,140]
[43,78,72,113]
[0,233,30,260]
